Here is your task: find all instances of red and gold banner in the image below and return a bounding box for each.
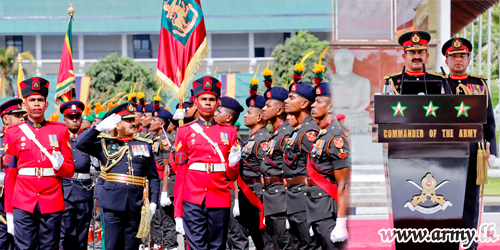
[155,0,209,100]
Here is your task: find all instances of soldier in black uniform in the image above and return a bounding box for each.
[307,81,350,249]
[442,37,496,250]
[0,98,26,250]
[59,101,94,250]
[283,81,319,249]
[139,103,156,139]
[261,86,296,250]
[237,94,273,250]
[76,102,160,250]
[213,96,248,250]
[150,108,178,250]
[383,31,445,95]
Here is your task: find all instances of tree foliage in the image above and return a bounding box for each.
[271,30,331,88]
[85,53,166,106]
[0,46,36,97]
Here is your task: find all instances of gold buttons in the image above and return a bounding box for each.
[275,189,278,193]
[304,193,307,196]
[38,176,40,179]
[205,188,208,191]
[38,160,40,163]
[298,188,301,191]
[318,193,322,196]
[37,193,40,196]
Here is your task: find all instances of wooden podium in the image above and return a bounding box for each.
[373,95,486,249]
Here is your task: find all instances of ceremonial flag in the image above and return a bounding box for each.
[55,14,76,107]
[16,55,24,99]
[155,0,209,100]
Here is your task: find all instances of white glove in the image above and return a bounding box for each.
[233,199,240,217]
[6,213,14,235]
[330,217,349,243]
[489,155,496,168]
[173,108,186,120]
[150,203,157,220]
[51,151,64,171]
[309,226,314,236]
[228,145,242,167]
[161,192,172,207]
[175,217,185,235]
[285,219,290,229]
[95,114,121,132]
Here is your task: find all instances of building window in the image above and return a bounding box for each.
[254,47,265,57]
[283,33,291,42]
[6,36,23,52]
[133,35,152,58]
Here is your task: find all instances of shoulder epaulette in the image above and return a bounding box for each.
[98,133,115,139]
[469,74,488,80]
[384,72,402,80]
[427,71,445,78]
[134,134,153,144]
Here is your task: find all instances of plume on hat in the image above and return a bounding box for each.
[293,51,315,83]
[249,65,260,97]
[313,47,328,86]
[262,54,274,91]
[154,88,162,110]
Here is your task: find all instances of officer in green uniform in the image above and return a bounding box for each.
[384,31,445,95]
[139,104,157,139]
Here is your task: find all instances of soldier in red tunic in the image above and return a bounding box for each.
[172,76,242,249]
[3,77,75,250]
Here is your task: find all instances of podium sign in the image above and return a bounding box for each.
[373,95,486,249]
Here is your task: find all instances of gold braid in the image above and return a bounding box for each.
[481,79,489,108]
[388,78,400,95]
[100,139,130,172]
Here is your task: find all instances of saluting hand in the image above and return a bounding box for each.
[96,114,121,132]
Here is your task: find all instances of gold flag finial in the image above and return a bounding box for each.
[68,3,75,16]
[17,54,23,64]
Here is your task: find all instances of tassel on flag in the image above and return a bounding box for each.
[55,3,76,108]
[155,0,209,101]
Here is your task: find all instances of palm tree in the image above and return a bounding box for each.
[0,46,36,97]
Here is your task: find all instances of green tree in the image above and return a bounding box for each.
[271,30,331,88]
[85,53,166,107]
[0,46,36,97]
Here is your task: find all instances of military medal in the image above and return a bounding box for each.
[49,134,59,148]
[191,133,196,137]
[221,132,229,145]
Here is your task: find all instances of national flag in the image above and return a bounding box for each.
[155,0,209,101]
[220,74,236,98]
[55,15,76,107]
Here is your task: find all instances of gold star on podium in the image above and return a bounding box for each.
[423,101,439,117]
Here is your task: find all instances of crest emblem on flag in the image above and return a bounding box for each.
[162,0,202,45]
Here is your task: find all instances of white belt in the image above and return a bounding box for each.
[189,163,226,173]
[18,168,55,177]
[72,173,91,180]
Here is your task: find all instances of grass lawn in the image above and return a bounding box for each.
[484,177,500,196]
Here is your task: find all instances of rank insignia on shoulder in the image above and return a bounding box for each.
[334,138,344,148]
[297,124,302,130]
[175,142,182,152]
[250,135,255,140]
[273,130,278,136]
[338,148,347,159]
[307,132,316,142]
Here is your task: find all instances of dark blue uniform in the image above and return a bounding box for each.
[60,135,94,250]
[76,126,160,250]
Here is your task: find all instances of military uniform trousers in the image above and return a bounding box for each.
[60,198,93,250]
[0,196,14,250]
[183,200,230,250]
[227,188,249,250]
[102,205,141,250]
[462,154,481,249]
[13,203,62,250]
[286,183,318,250]
[262,182,296,250]
[151,179,178,250]
[238,182,273,250]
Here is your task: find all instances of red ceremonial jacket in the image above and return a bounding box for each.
[3,120,75,214]
[173,119,239,217]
